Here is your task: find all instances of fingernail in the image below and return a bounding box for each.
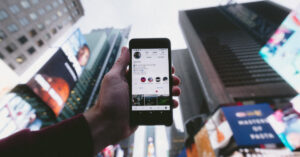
[122,47,126,53]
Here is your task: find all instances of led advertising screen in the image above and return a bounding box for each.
[222,104,281,146]
[0,93,36,139]
[259,7,300,93]
[267,95,300,151]
[61,29,91,76]
[27,49,77,116]
[197,104,281,156]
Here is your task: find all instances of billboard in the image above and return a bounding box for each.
[195,104,281,156]
[267,95,300,151]
[61,29,91,76]
[0,93,36,139]
[222,104,281,146]
[259,7,300,93]
[27,49,77,116]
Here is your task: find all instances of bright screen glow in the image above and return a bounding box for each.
[131,48,170,111]
[259,8,300,93]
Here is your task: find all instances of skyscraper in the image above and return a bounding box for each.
[0,26,131,140]
[179,1,297,113]
[0,0,84,75]
[58,27,131,121]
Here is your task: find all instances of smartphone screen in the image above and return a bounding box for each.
[129,38,172,125]
[131,48,170,111]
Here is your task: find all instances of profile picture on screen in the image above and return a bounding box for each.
[134,51,141,59]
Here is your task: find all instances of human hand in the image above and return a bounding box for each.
[84,47,181,154]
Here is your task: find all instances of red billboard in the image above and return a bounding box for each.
[27,49,77,116]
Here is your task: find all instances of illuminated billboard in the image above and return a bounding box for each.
[0,93,36,139]
[259,8,300,93]
[61,29,91,76]
[27,49,77,116]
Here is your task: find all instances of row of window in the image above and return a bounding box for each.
[0,1,68,37]
[0,24,66,70]
[1,22,65,59]
[0,12,69,47]
[0,0,64,22]
[3,10,66,34]
[0,52,28,70]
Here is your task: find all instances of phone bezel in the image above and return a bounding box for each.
[129,38,173,126]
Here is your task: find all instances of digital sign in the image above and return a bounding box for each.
[61,29,91,76]
[27,49,77,116]
[259,8,300,93]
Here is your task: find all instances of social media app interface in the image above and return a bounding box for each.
[132,48,170,111]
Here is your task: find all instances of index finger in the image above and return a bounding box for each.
[172,66,175,74]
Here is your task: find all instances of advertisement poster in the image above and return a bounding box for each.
[267,95,300,151]
[202,104,281,156]
[194,126,215,157]
[61,29,91,76]
[259,7,300,93]
[205,108,233,152]
[27,49,77,116]
[222,104,281,146]
[0,93,36,139]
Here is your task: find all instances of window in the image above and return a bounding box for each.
[52,1,58,8]
[29,29,37,37]
[19,17,29,26]
[20,1,30,9]
[7,24,18,33]
[27,46,36,54]
[51,14,57,21]
[0,52,4,59]
[38,8,45,15]
[57,11,62,17]
[37,39,44,47]
[71,1,77,7]
[51,28,57,34]
[5,43,18,54]
[63,7,68,13]
[29,12,37,20]
[16,55,26,64]
[0,30,7,42]
[31,0,39,5]
[9,5,20,14]
[0,10,8,21]
[45,5,52,11]
[8,63,15,70]
[72,10,78,16]
[18,36,28,45]
[44,33,51,40]
[57,24,63,30]
[37,23,45,31]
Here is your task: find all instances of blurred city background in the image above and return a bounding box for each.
[1,0,300,156]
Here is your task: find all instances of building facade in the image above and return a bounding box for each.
[179,1,297,113]
[0,0,84,75]
[0,26,130,141]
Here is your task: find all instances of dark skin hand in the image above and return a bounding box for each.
[84,47,181,155]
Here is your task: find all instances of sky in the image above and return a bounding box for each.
[77,0,300,49]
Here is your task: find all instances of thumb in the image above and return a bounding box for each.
[111,47,130,75]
